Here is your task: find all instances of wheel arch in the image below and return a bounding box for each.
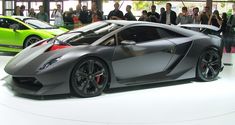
[23,35,42,48]
[196,45,222,81]
[69,55,112,92]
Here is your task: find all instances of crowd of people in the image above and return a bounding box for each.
[13,5,49,23]
[12,2,235,51]
[12,2,235,30]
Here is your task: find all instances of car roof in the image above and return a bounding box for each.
[105,20,168,27]
[0,16,33,21]
[105,20,201,37]
[0,15,33,21]
[11,16,34,21]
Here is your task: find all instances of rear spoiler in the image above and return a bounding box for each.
[178,24,220,32]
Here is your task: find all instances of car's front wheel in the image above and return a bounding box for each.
[197,49,221,82]
[70,57,109,97]
[23,36,42,48]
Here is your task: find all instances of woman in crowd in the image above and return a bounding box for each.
[208,10,222,36]
[91,2,103,22]
[208,10,222,28]
[12,6,22,16]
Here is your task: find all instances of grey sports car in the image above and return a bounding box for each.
[4,20,224,97]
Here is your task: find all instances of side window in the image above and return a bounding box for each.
[0,18,10,28]
[118,26,161,44]
[157,28,185,38]
[0,18,28,30]
[100,36,116,46]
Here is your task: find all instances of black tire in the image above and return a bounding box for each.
[197,49,221,82]
[23,36,42,48]
[70,57,109,98]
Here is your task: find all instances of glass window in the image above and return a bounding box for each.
[5,1,14,9]
[157,28,185,38]
[16,2,28,16]
[0,18,28,30]
[0,0,2,15]
[63,1,79,11]
[102,1,207,18]
[72,21,122,34]
[81,1,92,10]
[0,18,9,28]
[5,10,13,16]
[23,18,55,29]
[118,26,161,43]
[30,2,43,14]
[100,36,116,46]
[50,22,122,46]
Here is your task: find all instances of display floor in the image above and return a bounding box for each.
[0,53,235,125]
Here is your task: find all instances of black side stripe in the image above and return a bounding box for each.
[0,44,23,49]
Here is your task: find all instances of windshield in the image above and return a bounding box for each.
[52,22,122,46]
[24,18,56,29]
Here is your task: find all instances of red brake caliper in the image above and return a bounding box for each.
[95,74,102,84]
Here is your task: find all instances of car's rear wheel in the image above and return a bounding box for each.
[70,57,109,97]
[197,49,221,81]
[23,36,41,48]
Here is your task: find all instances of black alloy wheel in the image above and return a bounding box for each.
[71,58,109,97]
[24,36,41,48]
[197,49,221,82]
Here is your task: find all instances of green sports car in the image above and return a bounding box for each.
[0,16,68,52]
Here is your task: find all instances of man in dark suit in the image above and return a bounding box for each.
[108,2,124,20]
[160,3,177,25]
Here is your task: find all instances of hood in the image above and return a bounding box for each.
[4,42,89,76]
[39,28,68,36]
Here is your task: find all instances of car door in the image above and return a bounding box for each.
[0,18,16,47]
[112,26,175,82]
[0,18,29,50]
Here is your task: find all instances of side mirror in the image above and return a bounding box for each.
[121,40,136,45]
[10,24,19,32]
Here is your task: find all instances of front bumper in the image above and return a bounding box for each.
[4,75,70,96]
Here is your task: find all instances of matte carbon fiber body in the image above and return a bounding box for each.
[4,21,223,95]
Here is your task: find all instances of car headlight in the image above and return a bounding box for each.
[39,57,61,70]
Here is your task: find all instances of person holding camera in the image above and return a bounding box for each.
[147,5,160,23]
[51,4,64,27]
[176,6,192,24]
[138,10,149,21]
[208,10,222,28]
[192,7,200,24]
[28,8,36,18]
[208,10,222,36]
